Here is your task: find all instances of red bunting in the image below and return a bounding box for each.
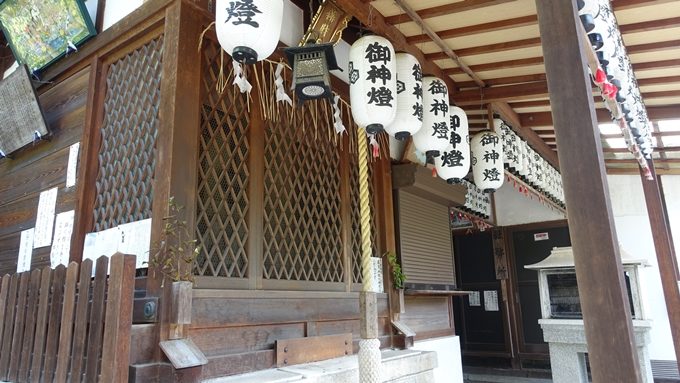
[594,68,607,84]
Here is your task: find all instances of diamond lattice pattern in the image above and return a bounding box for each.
[93,37,163,231]
[262,108,344,283]
[194,41,250,278]
[349,154,378,284]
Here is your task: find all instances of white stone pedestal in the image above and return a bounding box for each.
[539,319,654,383]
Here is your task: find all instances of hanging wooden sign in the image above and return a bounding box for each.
[0,65,49,156]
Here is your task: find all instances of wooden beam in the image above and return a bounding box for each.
[385,0,514,25]
[391,0,485,86]
[333,0,458,100]
[640,159,680,374]
[537,1,643,382]
[612,0,679,11]
[454,81,549,105]
[444,56,544,76]
[606,158,680,164]
[628,39,680,55]
[608,167,680,175]
[406,15,537,44]
[425,37,543,61]
[633,59,680,72]
[456,73,546,89]
[520,110,613,127]
[619,16,680,34]
[491,101,559,168]
[605,146,680,153]
[602,131,680,139]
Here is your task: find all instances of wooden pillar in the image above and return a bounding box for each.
[535,1,643,382]
[147,0,203,336]
[640,158,680,374]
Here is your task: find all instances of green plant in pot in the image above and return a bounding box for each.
[385,251,406,290]
[147,197,200,287]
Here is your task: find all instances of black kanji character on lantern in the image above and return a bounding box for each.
[480,135,499,146]
[431,122,448,139]
[367,87,394,107]
[442,150,464,167]
[451,114,460,130]
[366,65,392,85]
[225,0,262,27]
[483,168,501,182]
[365,42,391,65]
[413,82,422,100]
[450,131,462,148]
[412,103,423,121]
[430,99,448,116]
[428,80,447,96]
[484,150,500,164]
[412,63,422,82]
[397,80,406,94]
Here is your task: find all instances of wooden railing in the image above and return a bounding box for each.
[0,253,135,383]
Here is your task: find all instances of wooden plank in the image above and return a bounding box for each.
[406,15,538,44]
[8,272,30,381]
[640,160,680,374]
[30,267,52,383]
[385,0,514,24]
[54,262,80,383]
[0,273,18,379]
[42,265,67,383]
[100,253,135,383]
[248,68,266,291]
[536,1,643,381]
[275,333,353,367]
[0,275,9,358]
[84,256,109,383]
[18,269,42,382]
[426,38,543,62]
[69,258,93,383]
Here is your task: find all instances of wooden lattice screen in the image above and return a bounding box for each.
[262,106,345,283]
[194,40,250,278]
[349,154,378,284]
[93,37,163,231]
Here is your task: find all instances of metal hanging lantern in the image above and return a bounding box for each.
[215,0,284,64]
[285,43,340,101]
[412,76,450,158]
[471,131,504,193]
[349,35,398,134]
[385,52,423,140]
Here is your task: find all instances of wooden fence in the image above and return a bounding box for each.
[0,253,135,383]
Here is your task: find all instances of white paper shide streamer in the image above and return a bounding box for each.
[275,62,292,106]
[232,60,252,94]
[332,95,346,134]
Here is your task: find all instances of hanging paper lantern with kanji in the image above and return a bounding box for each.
[471,131,504,192]
[435,105,470,183]
[385,53,423,140]
[216,0,284,64]
[349,35,397,134]
[412,77,450,158]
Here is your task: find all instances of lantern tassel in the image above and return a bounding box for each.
[275,63,293,107]
[232,60,253,94]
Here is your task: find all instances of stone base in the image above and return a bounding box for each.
[202,349,437,383]
[539,319,654,383]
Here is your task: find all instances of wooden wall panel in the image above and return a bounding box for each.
[401,296,453,334]
[0,68,88,276]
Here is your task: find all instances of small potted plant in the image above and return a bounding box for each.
[147,197,200,339]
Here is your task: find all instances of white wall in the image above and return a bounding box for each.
[412,336,464,383]
[494,181,566,226]
[607,174,679,361]
[102,0,145,30]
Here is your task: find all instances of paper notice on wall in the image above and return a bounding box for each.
[83,218,152,271]
[65,142,80,188]
[17,228,35,273]
[33,187,58,248]
[370,257,384,293]
[118,218,152,268]
[468,291,481,307]
[484,290,499,312]
[50,210,75,268]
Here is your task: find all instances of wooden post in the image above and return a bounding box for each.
[640,158,680,374]
[535,1,643,382]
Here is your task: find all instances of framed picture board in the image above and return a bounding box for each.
[0,65,49,156]
[0,0,96,73]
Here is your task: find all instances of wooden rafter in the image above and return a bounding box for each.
[424,37,542,61]
[456,74,546,89]
[619,15,680,34]
[406,15,537,44]
[390,0,485,87]
[444,56,544,76]
[384,0,514,25]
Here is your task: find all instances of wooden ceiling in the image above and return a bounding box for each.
[367,0,680,174]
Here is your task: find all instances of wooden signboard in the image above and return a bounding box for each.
[0,66,49,156]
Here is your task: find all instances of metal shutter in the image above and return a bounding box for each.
[398,191,455,286]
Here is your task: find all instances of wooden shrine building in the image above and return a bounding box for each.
[0,0,678,382]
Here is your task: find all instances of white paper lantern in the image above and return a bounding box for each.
[471,131,504,192]
[385,53,423,140]
[435,106,470,183]
[412,77,450,157]
[349,35,398,134]
[216,0,284,64]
